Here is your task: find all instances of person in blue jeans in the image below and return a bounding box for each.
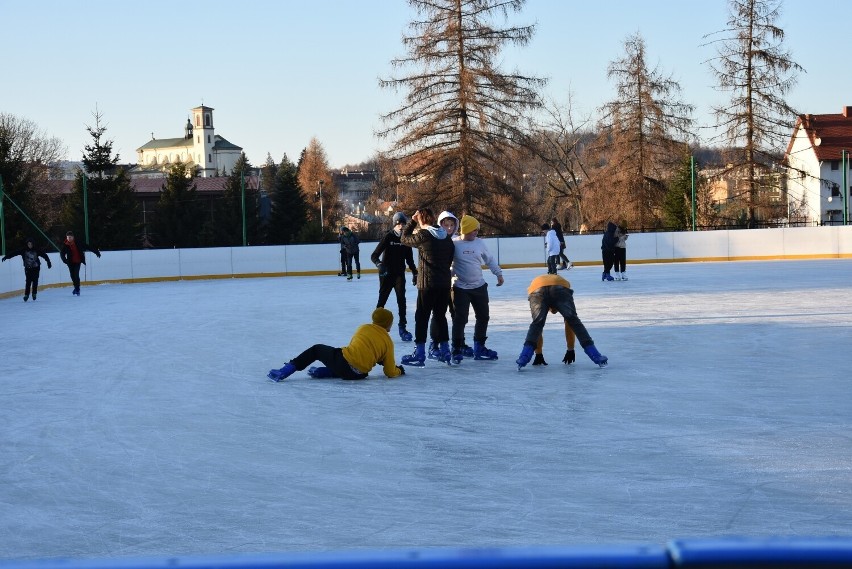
[515,274,608,369]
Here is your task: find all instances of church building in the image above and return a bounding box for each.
[135,105,242,178]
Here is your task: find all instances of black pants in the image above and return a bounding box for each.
[601,250,615,273]
[547,255,559,274]
[291,344,367,380]
[451,283,490,347]
[344,252,361,275]
[24,267,41,297]
[558,242,570,266]
[415,287,451,344]
[377,273,407,326]
[614,248,627,272]
[67,263,82,291]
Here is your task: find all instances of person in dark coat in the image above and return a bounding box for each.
[2,237,52,301]
[340,227,361,280]
[550,218,572,270]
[601,221,618,281]
[371,212,418,341]
[399,207,455,366]
[59,231,100,296]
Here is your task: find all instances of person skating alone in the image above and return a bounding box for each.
[448,215,504,363]
[371,212,418,341]
[268,308,405,381]
[399,207,455,366]
[59,231,100,296]
[2,237,52,301]
[515,274,608,369]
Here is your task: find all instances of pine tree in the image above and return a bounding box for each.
[152,162,204,248]
[705,0,803,226]
[267,153,307,244]
[378,0,545,233]
[61,111,139,249]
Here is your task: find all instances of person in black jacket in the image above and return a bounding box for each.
[550,218,572,270]
[59,231,100,296]
[2,237,52,301]
[601,221,618,281]
[371,212,418,341]
[399,207,455,366]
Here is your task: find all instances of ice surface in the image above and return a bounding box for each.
[2,260,851,560]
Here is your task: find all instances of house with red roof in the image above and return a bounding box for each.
[784,106,852,225]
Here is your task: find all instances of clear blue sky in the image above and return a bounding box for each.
[2,0,848,169]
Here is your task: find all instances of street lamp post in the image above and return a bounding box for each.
[317,180,325,233]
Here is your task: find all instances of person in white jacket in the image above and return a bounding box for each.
[542,223,561,274]
[449,215,504,363]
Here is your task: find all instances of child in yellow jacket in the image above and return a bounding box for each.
[268,308,405,381]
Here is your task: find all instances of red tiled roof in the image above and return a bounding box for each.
[46,175,259,195]
[786,108,852,162]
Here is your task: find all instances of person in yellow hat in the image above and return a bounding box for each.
[268,308,405,381]
[516,274,608,369]
[448,214,504,363]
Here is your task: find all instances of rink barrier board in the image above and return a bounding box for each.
[3,226,852,298]
[2,538,852,569]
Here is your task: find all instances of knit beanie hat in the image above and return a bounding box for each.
[371,307,394,329]
[460,215,480,235]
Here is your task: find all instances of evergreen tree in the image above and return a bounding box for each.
[60,111,139,249]
[705,0,803,226]
[267,153,307,244]
[200,153,259,246]
[378,0,545,233]
[152,162,204,248]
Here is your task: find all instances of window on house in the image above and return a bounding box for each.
[207,135,211,143]
[208,154,212,162]
[831,160,839,170]
[831,184,840,197]
[205,114,210,127]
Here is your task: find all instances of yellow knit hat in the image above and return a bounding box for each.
[460,214,480,235]
[372,307,394,329]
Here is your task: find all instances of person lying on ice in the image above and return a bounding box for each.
[267,307,405,381]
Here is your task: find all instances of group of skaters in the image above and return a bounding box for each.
[601,221,629,281]
[2,231,101,300]
[268,210,608,382]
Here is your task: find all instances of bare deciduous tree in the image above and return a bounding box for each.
[704,0,803,226]
[378,0,545,232]
[296,137,339,239]
[0,113,66,248]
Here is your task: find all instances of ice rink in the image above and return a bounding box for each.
[2,259,851,561]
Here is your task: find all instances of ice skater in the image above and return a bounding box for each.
[515,274,608,369]
[340,226,361,280]
[2,237,52,301]
[448,214,503,363]
[614,224,629,280]
[542,223,560,274]
[399,207,455,366]
[601,221,618,281]
[268,308,405,381]
[371,212,418,341]
[59,231,100,296]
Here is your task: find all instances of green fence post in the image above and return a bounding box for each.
[241,169,247,246]
[0,174,6,257]
[690,156,696,231]
[843,150,848,226]
[82,171,90,243]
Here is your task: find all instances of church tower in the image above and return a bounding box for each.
[191,105,216,177]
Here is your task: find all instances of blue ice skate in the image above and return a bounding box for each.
[268,362,297,382]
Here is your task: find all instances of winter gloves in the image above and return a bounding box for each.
[562,350,575,364]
